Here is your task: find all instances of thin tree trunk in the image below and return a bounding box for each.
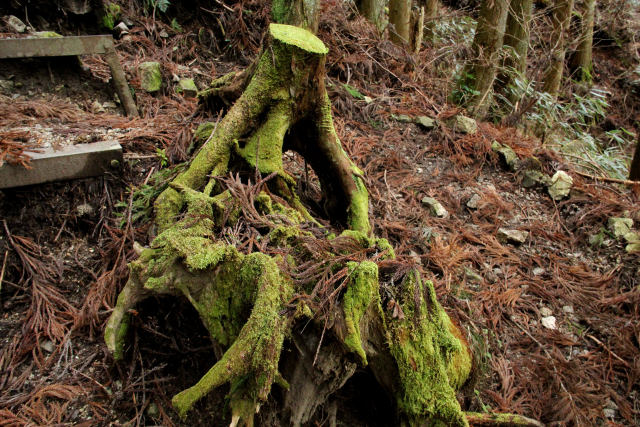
[411,3,425,53]
[465,0,511,117]
[630,134,640,181]
[424,0,439,43]
[272,0,320,33]
[494,0,533,107]
[570,0,595,82]
[357,0,386,29]
[542,0,574,96]
[389,0,412,45]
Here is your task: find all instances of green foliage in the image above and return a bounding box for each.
[518,85,635,180]
[102,2,121,30]
[170,18,183,32]
[452,72,480,105]
[114,167,177,228]
[343,83,364,100]
[156,148,169,167]
[145,0,171,14]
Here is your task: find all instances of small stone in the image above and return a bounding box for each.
[415,116,436,129]
[172,73,180,83]
[114,22,129,37]
[491,141,519,171]
[138,62,162,92]
[624,231,640,243]
[176,78,198,97]
[497,228,529,244]
[449,115,477,134]
[102,101,117,109]
[603,408,616,419]
[532,267,545,276]
[394,114,412,123]
[41,340,54,353]
[466,193,481,209]
[159,29,169,38]
[562,305,574,314]
[540,306,553,317]
[4,15,26,33]
[421,196,449,218]
[76,203,95,217]
[548,171,573,200]
[91,100,105,113]
[605,399,619,411]
[625,242,640,253]
[363,96,373,103]
[464,267,483,283]
[522,170,551,188]
[541,316,557,330]
[608,217,633,239]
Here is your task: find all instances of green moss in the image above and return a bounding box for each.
[342,261,379,365]
[375,237,396,259]
[193,122,216,143]
[388,272,471,426]
[269,24,328,54]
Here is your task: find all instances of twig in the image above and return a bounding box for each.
[574,170,640,186]
[586,334,631,368]
[0,250,7,297]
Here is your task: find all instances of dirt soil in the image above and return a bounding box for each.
[1,1,639,426]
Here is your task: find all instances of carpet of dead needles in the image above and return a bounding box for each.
[0,1,638,425]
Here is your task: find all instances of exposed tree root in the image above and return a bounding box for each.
[105,23,473,426]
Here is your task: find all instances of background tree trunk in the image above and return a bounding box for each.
[389,0,412,45]
[423,0,439,43]
[272,0,320,33]
[630,133,640,181]
[357,0,386,29]
[464,0,511,117]
[570,0,596,82]
[495,0,533,105]
[542,0,574,95]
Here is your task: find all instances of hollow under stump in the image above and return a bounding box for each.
[105,24,473,426]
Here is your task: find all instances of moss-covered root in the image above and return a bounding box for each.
[388,271,472,426]
[465,412,544,427]
[171,253,293,422]
[342,261,380,364]
[104,275,145,361]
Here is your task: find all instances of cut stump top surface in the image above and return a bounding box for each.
[269,23,328,55]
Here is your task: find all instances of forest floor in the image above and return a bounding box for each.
[0,1,639,426]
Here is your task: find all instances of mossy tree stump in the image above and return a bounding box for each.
[105,24,472,426]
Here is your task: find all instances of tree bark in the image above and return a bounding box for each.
[357,0,386,29]
[570,0,595,82]
[424,0,439,44]
[463,0,511,117]
[495,0,533,106]
[272,0,320,33]
[542,0,574,96]
[630,133,640,181]
[389,0,412,45]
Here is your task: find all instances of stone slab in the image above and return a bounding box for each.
[0,35,113,58]
[0,141,122,189]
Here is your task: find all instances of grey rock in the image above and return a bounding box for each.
[541,316,557,330]
[138,62,162,92]
[532,267,545,276]
[4,15,26,33]
[540,306,553,317]
[548,171,573,200]
[466,193,481,209]
[41,340,54,353]
[491,140,519,171]
[76,203,95,217]
[562,305,574,314]
[394,114,412,123]
[415,115,436,129]
[176,78,198,97]
[522,170,551,188]
[449,115,477,134]
[421,196,449,218]
[114,22,129,37]
[608,217,633,238]
[146,402,159,417]
[497,228,529,244]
